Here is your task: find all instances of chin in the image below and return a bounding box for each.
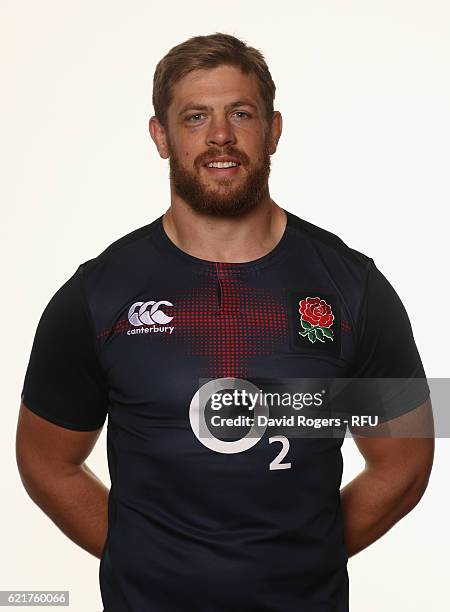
[192,197,261,218]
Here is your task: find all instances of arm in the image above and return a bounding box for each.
[16,402,109,559]
[340,398,434,558]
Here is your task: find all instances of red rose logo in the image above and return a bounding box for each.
[299,297,334,328]
[298,296,334,344]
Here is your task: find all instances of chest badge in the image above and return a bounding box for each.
[298,296,334,344]
[287,290,342,359]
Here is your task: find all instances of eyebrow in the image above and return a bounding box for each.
[178,99,258,116]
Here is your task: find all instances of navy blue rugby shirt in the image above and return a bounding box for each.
[21,208,430,612]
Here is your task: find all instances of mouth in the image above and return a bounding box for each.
[202,158,242,176]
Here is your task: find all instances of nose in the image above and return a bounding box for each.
[205,115,236,148]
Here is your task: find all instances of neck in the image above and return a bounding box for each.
[162,192,287,264]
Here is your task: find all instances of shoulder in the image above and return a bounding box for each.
[74,216,164,317]
[79,216,162,274]
[285,208,372,272]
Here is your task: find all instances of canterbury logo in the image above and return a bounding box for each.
[128,300,174,326]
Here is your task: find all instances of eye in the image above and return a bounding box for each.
[233,111,251,119]
[186,113,206,122]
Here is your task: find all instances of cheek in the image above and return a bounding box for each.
[175,137,201,163]
[239,130,266,154]
[172,144,195,166]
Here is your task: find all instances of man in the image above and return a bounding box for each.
[17,33,434,611]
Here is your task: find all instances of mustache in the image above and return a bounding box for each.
[196,148,250,167]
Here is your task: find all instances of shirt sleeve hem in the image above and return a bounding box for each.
[21,394,107,432]
[374,387,431,424]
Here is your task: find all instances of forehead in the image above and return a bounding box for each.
[169,65,263,112]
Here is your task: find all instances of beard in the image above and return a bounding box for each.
[167,138,272,218]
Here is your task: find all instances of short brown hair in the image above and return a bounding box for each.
[152,32,276,128]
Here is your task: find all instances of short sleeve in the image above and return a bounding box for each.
[347,258,430,423]
[20,265,109,431]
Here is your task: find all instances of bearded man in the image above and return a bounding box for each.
[18,32,433,612]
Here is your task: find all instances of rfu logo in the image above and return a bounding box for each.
[128,300,174,326]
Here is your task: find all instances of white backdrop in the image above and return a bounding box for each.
[2,1,449,610]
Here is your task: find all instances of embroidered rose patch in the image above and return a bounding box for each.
[298,296,334,344]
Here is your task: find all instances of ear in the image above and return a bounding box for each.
[149,116,170,159]
[267,111,282,155]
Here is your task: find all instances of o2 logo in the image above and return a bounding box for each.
[189,378,291,471]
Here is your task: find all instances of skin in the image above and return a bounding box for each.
[16,407,108,558]
[148,64,286,262]
[342,399,434,556]
[16,64,434,561]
